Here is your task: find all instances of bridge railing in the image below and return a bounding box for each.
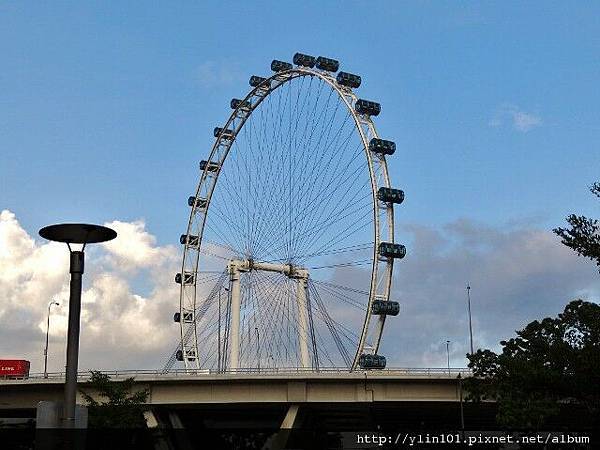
[1,367,471,381]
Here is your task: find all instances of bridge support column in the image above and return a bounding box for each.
[228,262,243,371]
[295,276,310,369]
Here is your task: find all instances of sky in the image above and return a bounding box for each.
[1,2,599,372]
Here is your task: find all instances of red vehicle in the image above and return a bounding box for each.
[0,359,30,378]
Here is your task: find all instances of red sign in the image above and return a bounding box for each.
[0,360,30,377]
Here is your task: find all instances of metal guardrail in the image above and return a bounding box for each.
[1,367,471,381]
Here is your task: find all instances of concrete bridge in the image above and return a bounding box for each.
[2,368,495,431]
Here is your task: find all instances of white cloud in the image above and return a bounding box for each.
[0,210,180,372]
[489,104,542,132]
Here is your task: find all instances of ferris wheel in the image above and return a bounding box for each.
[165,53,406,373]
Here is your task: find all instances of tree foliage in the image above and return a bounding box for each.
[553,182,600,272]
[80,371,150,428]
[465,300,600,429]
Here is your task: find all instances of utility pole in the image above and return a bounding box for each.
[467,283,474,355]
[43,300,60,378]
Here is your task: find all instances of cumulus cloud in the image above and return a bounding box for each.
[0,210,180,372]
[379,220,600,368]
[489,104,542,132]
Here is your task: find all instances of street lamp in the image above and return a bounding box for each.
[43,300,60,378]
[466,284,474,355]
[255,327,260,371]
[446,340,451,376]
[39,223,116,428]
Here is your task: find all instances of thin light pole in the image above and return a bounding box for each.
[255,327,260,371]
[446,340,451,376]
[43,300,60,378]
[218,288,221,373]
[467,283,474,355]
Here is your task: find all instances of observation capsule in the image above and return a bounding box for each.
[336,71,361,89]
[231,98,252,110]
[175,350,184,361]
[271,60,293,72]
[175,272,195,285]
[188,196,208,209]
[180,234,200,247]
[213,127,234,139]
[293,52,316,68]
[173,312,180,323]
[369,138,396,155]
[316,56,339,72]
[371,300,400,316]
[355,99,381,116]
[377,187,404,204]
[358,354,386,369]
[249,75,268,88]
[378,242,406,259]
[199,160,220,172]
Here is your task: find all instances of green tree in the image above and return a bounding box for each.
[80,370,150,428]
[465,300,600,429]
[553,182,600,271]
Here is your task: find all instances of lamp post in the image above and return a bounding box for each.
[39,223,116,428]
[43,300,60,378]
[467,284,474,355]
[255,327,260,371]
[446,340,451,376]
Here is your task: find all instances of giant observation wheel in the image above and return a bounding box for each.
[166,53,406,373]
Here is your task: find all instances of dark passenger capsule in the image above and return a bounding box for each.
[293,52,316,68]
[377,187,404,204]
[188,196,208,208]
[175,350,184,361]
[173,312,181,323]
[199,160,220,172]
[369,138,396,155]
[378,242,406,259]
[371,300,400,316]
[249,75,268,88]
[271,60,293,72]
[355,99,381,116]
[180,234,199,246]
[230,98,251,110]
[175,272,195,285]
[336,71,361,88]
[359,354,386,369]
[213,127,234,139]
[316,56,339,72]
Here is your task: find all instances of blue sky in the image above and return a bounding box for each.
[2,2,599,242]
[1,3,600,369]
